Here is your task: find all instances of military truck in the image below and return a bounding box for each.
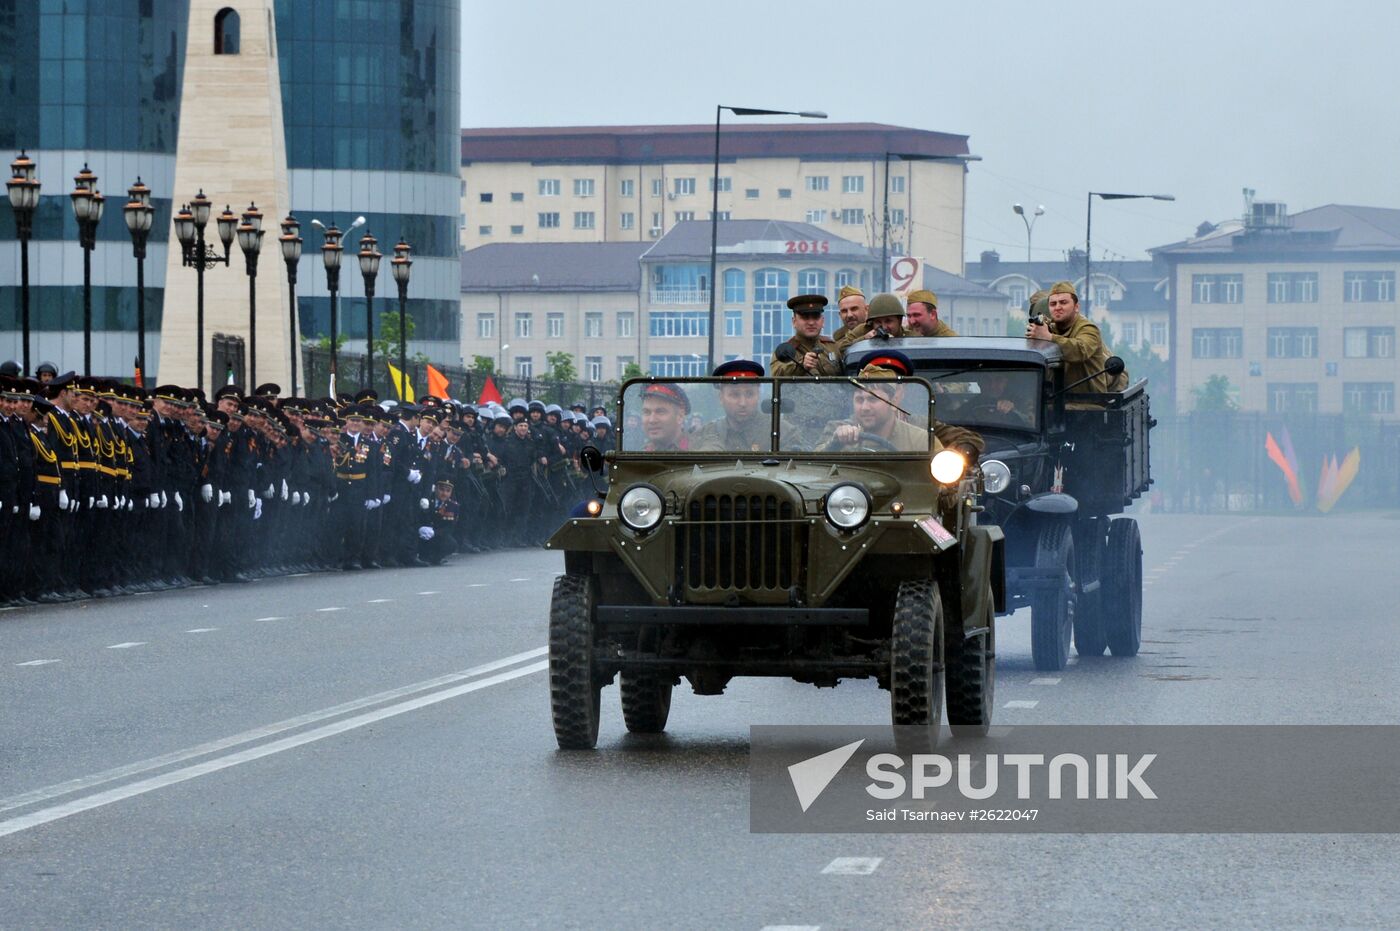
[545,374,1005,750]
[845,338,1151,672]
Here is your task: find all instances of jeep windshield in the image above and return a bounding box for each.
[617,377,932,455]
[922,367,1042,433]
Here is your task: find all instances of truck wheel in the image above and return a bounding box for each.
[1030,522,1075,671]
[549,574,602,749]
[890,579,944,753]
[1103,518,1143,656]
[1073,519,1109,657]
[620,672,672,733]
[946,582,995,738]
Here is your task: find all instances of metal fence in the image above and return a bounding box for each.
[298,346,619,412]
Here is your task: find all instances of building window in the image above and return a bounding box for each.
[777,188,792,199]
[510,192,524,202]
[620,179,635,198]
[1007,284,1028,310]
[674,178,696,196]
[574,178,595,197]
[744,188,760,199]
[1267,383,1318,414]
[584,312,603,338]
[617,356,635,377]
[479,192,493,204]
[648,355,707,377]
[1267,327,1319,359]
[585,356,603,382]
[674,211,695,222]
[1267,272,1319,303]
[620,212,635,230]
[515,357,533,378]
[475,225,490,236]
[753,267,791,304]
[798,268,827,295]
[1344,271,1396,302]
[648,310,708,338]
[710,211,731,221]
[477,313,495,339]
[1191,327,1244,359]
[1192,273,1244,304]
[834,269,857,289]
[538,212,560,229]
[805,209,827,224]
[890,208,906,226]
[890,175,906,194]
[708,177,731,193]
[510,225,524,236]
[840,208,865,225]
[574,211,595,230]
[539,179,560,196]
[723,268,745,303]
[546,313,564,339]
[1343,382,1395,415]
[1150,322,1168,346]
[1122,322,1138,346]
[806,176,829,192]
[617,312,634,338]
[725,310,743,337]
[651,179,663,197]
[214,7,240,55]
[459,214,466,229]
[515,313,532,338]
[842,175,865,194]
[650,212,663,232]
[1343,327,1395,358]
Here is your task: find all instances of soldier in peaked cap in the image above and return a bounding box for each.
[904,289,958,338]
[635,382,690,452]
[832,285,869,342]
[692,360,769,453]
[1027,280,1128,394]
[771,294,842,377]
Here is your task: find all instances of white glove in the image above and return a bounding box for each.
[419,497,430,510]
[96,495,109,509]
[254,498,263,520]
[126,499,133,512]
[247,489,256,509]
[71,496,80,513]
[329,492,338,503]
[59,489,70,510]
[364,498,380,510]
[418,525,434,541]
[115,495,124,509]
[148,492,160,508]
[9,504,16,514]
[408,469,422,485]
[303,491,313,506]
[86,497,94,509]
[174,491,183,512]
[382,492,392,505]
[28,504,41,521]
[280,479,288,501]
[201,484,213,502]
[160,491,168,508]
[292,491,302,505]
[218,490,229,507]
[263,484,275,499]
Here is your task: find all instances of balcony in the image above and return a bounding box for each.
[649,288,710,305]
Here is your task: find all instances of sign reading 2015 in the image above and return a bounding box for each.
[785,240,831,255]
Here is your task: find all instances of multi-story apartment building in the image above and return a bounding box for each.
[458,123,973,276]
[1153,201,1400,418]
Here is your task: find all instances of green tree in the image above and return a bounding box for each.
[315,331,349,352]
[1193,374,1237,412]
[472,355,495,375]
[372,310,427,365]
[621,361,644,381]
[545,351,578,383]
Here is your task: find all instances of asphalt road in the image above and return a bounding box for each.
[3,513,1399,929]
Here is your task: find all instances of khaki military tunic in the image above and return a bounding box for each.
[770,334,843,377]
[816,416,938,453]
[1047,314,1128,394]
[691,415,771,453]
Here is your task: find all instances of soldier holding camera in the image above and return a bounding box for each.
[769,294,843,377]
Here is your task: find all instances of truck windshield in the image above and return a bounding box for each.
[924,368,1041,432]
[619,380,773,453]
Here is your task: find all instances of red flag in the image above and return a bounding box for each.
[133,356,144,388]
[426,364,450,400]
[477,375,503,406]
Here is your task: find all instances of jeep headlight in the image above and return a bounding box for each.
[930,449,967,485]
[825,483,870,531]
[619,484,664,531]
[982,459,1011,495]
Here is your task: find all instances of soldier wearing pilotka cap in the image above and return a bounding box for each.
[1027,280,1128,394]
[832,285,869,342]
[903,289,958,338]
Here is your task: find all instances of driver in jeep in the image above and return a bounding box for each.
[818,351,985,457]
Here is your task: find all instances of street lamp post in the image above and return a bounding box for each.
[69,165,105,375]
[1085,191,1174,315]
[1012,203,1044,263]
[390,239,412,393]
[7,153,40,374]
[879,152,963,289]
[122,178,154,383]
[311,216,364,394]
[708,106,826,370]
[173,191,233,390]
[280,215,303,396]
[358,232,382,393]
[236,203,265,387]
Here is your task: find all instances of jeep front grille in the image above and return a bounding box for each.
[678,494,805,595]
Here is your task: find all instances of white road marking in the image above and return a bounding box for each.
[253,616,286,622]
[822,857,882,875]
[367,598,393,604]
[417,591,439,596]
[15,660,60,667]
[0,647,548,817]
[761,926,820,931]
[185,628,218,634]
[1029,677,1060,686]
[315,606,345,613]
[467,583,488,588]
[106,642,146,650]
[1004,700,1039,709]
[0,660,547,839]
[509,577,530,582]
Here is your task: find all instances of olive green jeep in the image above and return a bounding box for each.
[545,375,1005,750]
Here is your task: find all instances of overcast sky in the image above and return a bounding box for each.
[462,0,1400,269]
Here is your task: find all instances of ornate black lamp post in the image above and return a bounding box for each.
[173,191,233,389]
[122,178,154,382]
[357,231,382,392]
[390,240,412,390]
[6,152,40,374]
[319,223,343,387]
[70,165,105,375]
[237,203,265,387]
[280,215,303,396]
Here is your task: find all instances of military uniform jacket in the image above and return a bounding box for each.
[29,424,64,495]
[1049,314,1128,394]
[0,415,20,507]
[46,407,83,498]
[335,430,379,497]
[770,334,843,377]
[690,416,771,453]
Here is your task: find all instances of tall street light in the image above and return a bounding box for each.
[390,239,412,393]
[311,216,364,393]
[70,165,105,375]
[358,231,382,392]
[708,105,826,370]
[1085,191,1174,315]
[7,152,40,374]
[236,203,265,387]
[878,151,974,289]
[1012,203,1044,263]
[122,178,154,383]
[173,191,234,390]
[280,215,303,396]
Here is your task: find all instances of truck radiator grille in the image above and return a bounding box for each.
[678,494,804,594]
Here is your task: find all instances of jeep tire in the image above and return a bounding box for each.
[890,579,945,753]
[620,672,672,733]
[549,574,603,749]
[946,581,995,738]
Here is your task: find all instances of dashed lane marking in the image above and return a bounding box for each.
[185,628,218,634]
[15,660,60,667]
[315,607,345,613]
[821,857,882,875]
[106,642,146,650]
[1004,700,1039,709]
[253,616,286,622]
[367,599,393,604]
[417,591,439,596]
[509,577,530,582]
[1029,677,1060,686]
[467,583,488,588]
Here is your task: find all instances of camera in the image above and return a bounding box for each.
[870,324,893,340]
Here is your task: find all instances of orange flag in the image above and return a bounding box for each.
[1264,432,1304,507]
[477,375,503,406]
[426,364,450,400]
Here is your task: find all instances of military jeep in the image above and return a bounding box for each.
[544,375,1005,750]
[845,338,1151,672]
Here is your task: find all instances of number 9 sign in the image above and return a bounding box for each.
[890,256,922,295]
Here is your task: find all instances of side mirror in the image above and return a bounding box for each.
[579,445,605,474]
[1104,356,1125,376]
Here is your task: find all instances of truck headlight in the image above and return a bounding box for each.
[930,449,967,485]
[982,459,1011,495]
[619,484,663,531]
[825,483,870,531]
